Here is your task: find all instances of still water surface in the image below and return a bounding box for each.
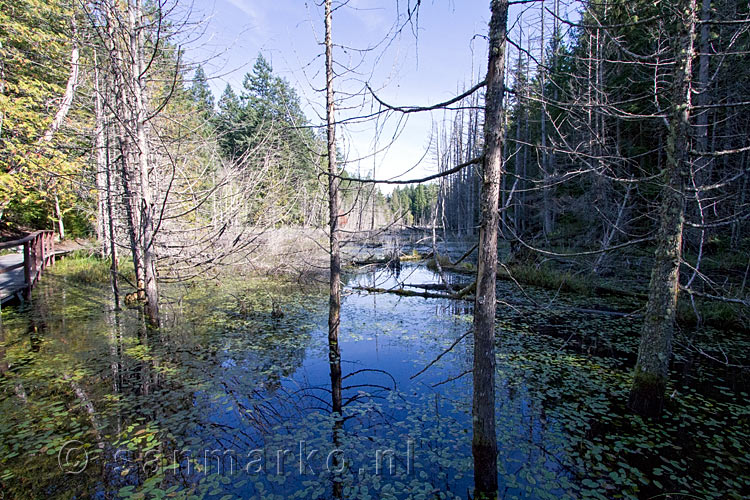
[0,260,747,499]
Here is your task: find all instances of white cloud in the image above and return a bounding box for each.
[224,0,268,37]
[225,0,259,20]
[343,0,390,33]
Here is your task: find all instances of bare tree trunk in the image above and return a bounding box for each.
[522,34,531,237]
[688,0,712,252]
[118,129,143,294]
[548,0,559,213]
[513,47,524,237]
[104,0,144,301]
[105,119,120,309]
[473,1,508,498]
[629,0,697,418]
[324,0,342,411]
[540,1,553,239]
[732,166,747,248]
[42,17,79,143]
[54,194,65,239]
[94,50,109,257]
[694,0,711,159]
[324,2,343,497]
[129,0,159,325]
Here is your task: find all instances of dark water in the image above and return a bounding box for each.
[0,260,748,499]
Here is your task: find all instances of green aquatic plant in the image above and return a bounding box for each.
[0,260,748,499]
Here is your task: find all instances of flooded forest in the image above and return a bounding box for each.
[0,0,749,499]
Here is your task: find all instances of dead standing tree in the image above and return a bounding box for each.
[323,2,344,496]
[472,1,508,497]
[128,0,159,324]
[323,0,343,411]
[327,2,510,496]
[628,0,697,417]
[87,0,174,325]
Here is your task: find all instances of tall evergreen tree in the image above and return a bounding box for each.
[190,65,214,117]
[215,83,242,158]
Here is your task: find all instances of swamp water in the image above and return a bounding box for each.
[0,259,748,499]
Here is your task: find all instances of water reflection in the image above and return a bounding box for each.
[0,263,496,498]
[328,301,344,498]
[3,259,743,498]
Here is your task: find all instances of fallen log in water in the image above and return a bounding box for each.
[407,283,457,291]
[353,257,391,266]
[352,286,456,300]
[351,285,638,317]
[352,251,431,266]
[407,282,473,291]
[352,280,476,300]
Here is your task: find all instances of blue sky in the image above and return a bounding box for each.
[185,0,570,189]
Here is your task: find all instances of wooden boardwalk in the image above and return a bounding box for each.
[0,253,26,304]
[0,231,55,304]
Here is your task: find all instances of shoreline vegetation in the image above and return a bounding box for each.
[48,227,749,332]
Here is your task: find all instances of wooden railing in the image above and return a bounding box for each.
[0,230,55,299]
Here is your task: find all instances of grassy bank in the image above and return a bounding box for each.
[49,250,135,285]
[424,246,748,331]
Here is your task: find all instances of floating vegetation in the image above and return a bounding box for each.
[0,259,747,499]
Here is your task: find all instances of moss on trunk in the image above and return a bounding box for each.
[628,370,667,418]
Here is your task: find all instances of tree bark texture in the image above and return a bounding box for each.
[629,0,697,418]
[473,1,508,498]
[128,0,159,325]
[324,2,343,497]
[324,0,342,418]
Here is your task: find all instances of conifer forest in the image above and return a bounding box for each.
[0,0,748,499]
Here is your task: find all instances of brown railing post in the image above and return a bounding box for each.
[34,235,39,284]
[47,231,55,266]
[23,241,31,300]
[30,238,35,286]
[40,233,46,273]
[33,234,40,285]
[45,232,50,267]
